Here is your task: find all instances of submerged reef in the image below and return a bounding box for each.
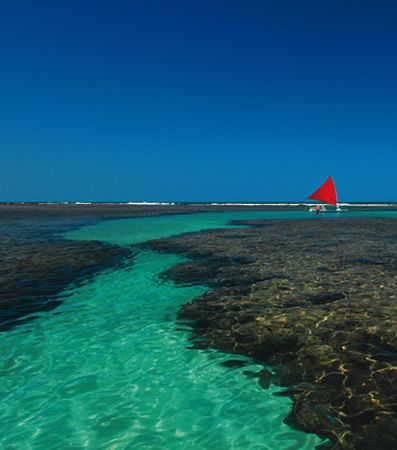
[0,212,134,331]
[0,233,131,331]
[144,219,397,450]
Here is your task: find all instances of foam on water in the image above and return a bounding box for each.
[3,210,397,449]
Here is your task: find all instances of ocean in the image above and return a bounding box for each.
[1,207,396,449]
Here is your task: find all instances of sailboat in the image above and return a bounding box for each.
[307,176,343,213]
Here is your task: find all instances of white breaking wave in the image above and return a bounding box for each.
[209,202,396,207]
[337,203,396,207]
[210,202,305,206]
[9,201,395,207]
[127,202,176,205]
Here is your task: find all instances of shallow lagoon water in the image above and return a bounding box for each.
[1,210,396,449]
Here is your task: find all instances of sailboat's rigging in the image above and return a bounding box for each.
[308,176,342,212]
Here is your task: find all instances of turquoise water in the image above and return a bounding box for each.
[64,209,397,245]
[2,210,396,449]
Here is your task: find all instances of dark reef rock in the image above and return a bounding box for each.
[144,218,397,450]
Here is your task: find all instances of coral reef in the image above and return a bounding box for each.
[145,218,397,449]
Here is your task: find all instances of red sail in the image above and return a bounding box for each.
[307,176,337,206]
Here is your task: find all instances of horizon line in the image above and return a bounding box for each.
[1,201,396,206]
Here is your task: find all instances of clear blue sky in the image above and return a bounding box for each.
[1,1,396,202]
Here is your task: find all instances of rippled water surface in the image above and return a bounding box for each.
[2,210,397,449]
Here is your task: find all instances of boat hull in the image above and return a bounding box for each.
[308,206,347,213]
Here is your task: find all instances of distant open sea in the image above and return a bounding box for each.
[1,206,396,449]
[2,201,397,206]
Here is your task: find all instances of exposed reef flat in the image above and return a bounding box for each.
[1,202,396,220]
[144,218,397,450]
[0,203,304,220]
